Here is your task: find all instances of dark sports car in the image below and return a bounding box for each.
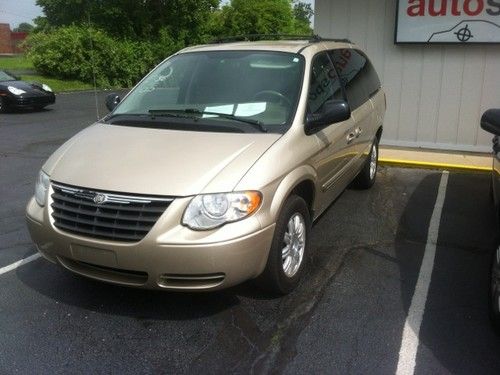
[0,70,55,113]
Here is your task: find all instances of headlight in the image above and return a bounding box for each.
[42,83,53,92]
[182,191,262,230]
[34,170,50,206]
[7,86,26,95]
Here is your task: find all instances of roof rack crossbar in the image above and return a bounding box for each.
[209,34,351,44]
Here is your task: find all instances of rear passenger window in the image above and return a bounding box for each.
[307,52,343,115]
[329,49,380,111]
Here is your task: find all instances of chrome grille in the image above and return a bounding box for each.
[50,183,173,242]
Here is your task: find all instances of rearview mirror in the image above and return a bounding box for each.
[481,109,500,136]
[105,93,121,111]
[305,100,351,135]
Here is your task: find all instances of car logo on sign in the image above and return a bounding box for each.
[93,193,107,204]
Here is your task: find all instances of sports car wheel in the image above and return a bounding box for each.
[0,97,7,113]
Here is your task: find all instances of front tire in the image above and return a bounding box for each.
[353,138,379,189]
[0,97,8,113]
[256,195,311,295]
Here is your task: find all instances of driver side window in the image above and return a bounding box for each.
[307,52,343,115]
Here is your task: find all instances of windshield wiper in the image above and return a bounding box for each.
[147,110,198,121]
[148,108,268,133]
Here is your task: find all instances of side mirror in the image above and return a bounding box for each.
[481,109,500,136]
[305,100,351,135]
[105,93,121,111]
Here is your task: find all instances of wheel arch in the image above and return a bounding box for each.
[269,165,318,221]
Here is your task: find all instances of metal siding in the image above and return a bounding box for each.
[315,0,500,152]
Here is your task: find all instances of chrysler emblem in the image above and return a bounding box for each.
[93,193,107,204]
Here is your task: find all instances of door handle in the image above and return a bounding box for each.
[346,132,356,143]
[355,127,363,138]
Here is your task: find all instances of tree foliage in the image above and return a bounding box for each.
[26,25,183,87]
[222,0,295,35]
[207,0,313,38]
[28,0,313,86]
[13,23,35,33]
[35,0,219,42]
[35,0,313,40]
[292,1,314,34]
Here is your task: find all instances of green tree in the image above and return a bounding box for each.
[13,22,35,33]
[35,0,219,41]
[27,0,314,87]
[206,0,313,39]
[26,25,183,87]
[292,1,314,34]
[293,1,314,24]
[220,0,295,36]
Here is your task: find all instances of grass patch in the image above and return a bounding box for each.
[1,55,93,92]
[0,55,34,70]
[20,75,94,92]
[1,55,125,92]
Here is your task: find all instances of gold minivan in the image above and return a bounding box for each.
[26,37,386,294]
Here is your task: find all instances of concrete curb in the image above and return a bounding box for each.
[379,158,491,172]
[379,146,492,172]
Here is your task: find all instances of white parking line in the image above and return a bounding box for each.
[396,171,449,375]
[0,253,41,276]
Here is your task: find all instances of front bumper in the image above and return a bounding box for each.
[26,195,275,291]
[5,93,55,108]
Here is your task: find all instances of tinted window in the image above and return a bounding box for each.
[307,52,343,115]
[329,49,380,110]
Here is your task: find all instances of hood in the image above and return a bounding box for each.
[0,80,50,95]
[45,124,280,196]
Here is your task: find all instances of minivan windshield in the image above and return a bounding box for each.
[109,51,305,133]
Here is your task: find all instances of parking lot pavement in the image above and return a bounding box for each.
[1,91,500,374]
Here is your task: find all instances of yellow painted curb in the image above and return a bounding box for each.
[379,158,492,172]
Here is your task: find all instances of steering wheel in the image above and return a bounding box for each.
[253,90,292,108]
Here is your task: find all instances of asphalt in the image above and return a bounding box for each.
[1,92,500,374]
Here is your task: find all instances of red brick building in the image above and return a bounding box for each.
[0,24,28,54]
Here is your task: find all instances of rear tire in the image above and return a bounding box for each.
[352,138,378,189]
[256,195,311,295]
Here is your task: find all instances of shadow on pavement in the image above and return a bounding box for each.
[395,171,500,373]
[14,253,280,321]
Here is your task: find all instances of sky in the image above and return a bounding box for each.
[0,0,314,29]
[0,0,43,27]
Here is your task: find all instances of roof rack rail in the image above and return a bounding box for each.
[209,34,351,44]
[314,36,352,43]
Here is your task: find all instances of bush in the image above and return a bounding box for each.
[26,25,184,88]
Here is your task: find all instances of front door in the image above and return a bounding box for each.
[306,52,358,212]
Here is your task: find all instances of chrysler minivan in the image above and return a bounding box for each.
[26,36,386,294]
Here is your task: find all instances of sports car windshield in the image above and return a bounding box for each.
[110,51,305,133]
[0,71,16,82]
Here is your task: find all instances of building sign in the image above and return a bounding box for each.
[395,0,500,43]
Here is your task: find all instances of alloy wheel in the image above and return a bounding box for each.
[282,213,306,278]
[369,143,377,180]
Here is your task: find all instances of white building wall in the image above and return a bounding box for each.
[315,0,500,152]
